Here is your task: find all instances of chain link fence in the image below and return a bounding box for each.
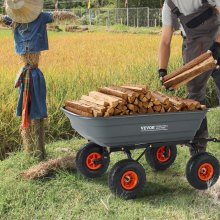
[46,7,162,27]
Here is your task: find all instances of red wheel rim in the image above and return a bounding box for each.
[198,163,214,181]
[121,171,138,190]
[86,152,102,170]
[156,146,171,163]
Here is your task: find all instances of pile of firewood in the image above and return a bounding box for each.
[163,52,216,90]
[64,85,206,117]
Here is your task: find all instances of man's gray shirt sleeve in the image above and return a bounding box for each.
[162,0,220,29]
[162,2,179,29]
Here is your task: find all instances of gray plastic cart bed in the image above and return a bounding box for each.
[61,107,220,199]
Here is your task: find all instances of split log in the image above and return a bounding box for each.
[114,108,122,116]
[104,106,115,117]
[155,93,185,110]
[139,93,145,101]
[98,87,128,100]
[148,101,154,108]
[93,111,103,117]
[153,99,161,106]
[116,102,127,111]
[134,98,139,105]
[121,85,148,94]
[65,100,93,114]
[138,102,143,108]
[151,91,170,106]
[148,107,154,113]
[141,96,148,103]
[182,99,200,110]
[65,106,93,117]
[139,107,147,114]
[108,86,138,103]
[167,106,178,112]
[89,91,124,107]
[127,104,139,112]
[160,106,166,113]
[200,105,207,110]
[78,100,106,114]
[81,95,109,107]
[145,91,152,100]
[164,55,216,89]
[153,104,162,112]
[142,102,149,109]
[163,52,212,82]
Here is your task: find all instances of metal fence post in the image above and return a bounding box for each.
[147,7,149,27]
[108,9,110,27]
[127,7,129,26]
[89,9,92,26]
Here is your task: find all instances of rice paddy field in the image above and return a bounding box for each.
[0,29,218,158]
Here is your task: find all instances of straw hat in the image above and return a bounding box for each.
[6,0,43,23]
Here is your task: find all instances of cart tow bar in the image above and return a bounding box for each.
[193,137,220,143]
[206,138,220,143]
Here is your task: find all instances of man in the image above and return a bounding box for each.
[158,0,220,154]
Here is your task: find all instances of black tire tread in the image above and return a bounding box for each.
[186,152,220,190]
[76,142,110,178]
[145,145,177,171]
[108,159,146,199]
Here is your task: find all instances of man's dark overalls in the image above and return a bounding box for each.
[167,0,220,153]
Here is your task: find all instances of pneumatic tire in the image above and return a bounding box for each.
[186,152,220,190]
[76,142,110,178]
[145,145,177,171]
[108,159,146,199]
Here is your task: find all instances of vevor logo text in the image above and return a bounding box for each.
[141,125,168,132]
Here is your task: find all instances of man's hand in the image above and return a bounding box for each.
[158,69,167,83]
[209,42,220,65]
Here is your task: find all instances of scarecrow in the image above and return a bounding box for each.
[0,0,75,160]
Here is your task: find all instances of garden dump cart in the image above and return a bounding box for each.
[61,107,220,199]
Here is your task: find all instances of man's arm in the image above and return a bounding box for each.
[159,25,174,69]
[209,6,220,65]
[215,7,220,42]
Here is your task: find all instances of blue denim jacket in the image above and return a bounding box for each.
[3,12,53,54]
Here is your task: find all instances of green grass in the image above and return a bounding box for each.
[0,109,219,219]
